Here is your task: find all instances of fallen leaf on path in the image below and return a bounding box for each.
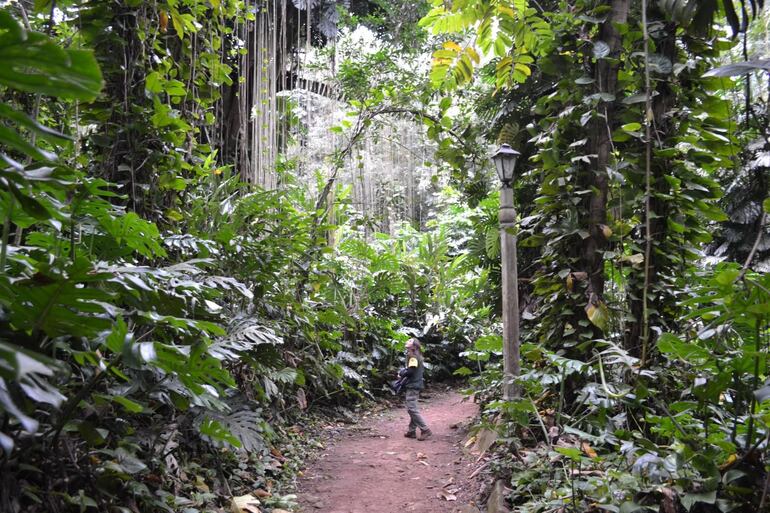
[270,446,285,461]
[231,494,261,513]
[438,490,457,501]
[443,477,455,487]
[417,452,427,460]
[581,441,598,459]
[471,428,497,458]
[194,475,209,492]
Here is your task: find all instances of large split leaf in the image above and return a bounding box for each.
[197,407,266,452]
[0,258,113,339]
[209,317,283,361]
[0,341,66,448]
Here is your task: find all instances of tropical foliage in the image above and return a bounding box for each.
[1,0,769,511]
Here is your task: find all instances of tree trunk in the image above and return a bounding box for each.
[583,0,630,304]
[624,19,678,356]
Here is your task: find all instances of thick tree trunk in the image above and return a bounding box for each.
[624,20,678,356]
[582,0,630,304]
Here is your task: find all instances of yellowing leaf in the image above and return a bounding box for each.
[443,41,463,52]
[170,10,184,39]
[514,62,531,76]
[585,300,609,332]
[720,453,738,470]
[496,56,513,72]
[466,47,480,64]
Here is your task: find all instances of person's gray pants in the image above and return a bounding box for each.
[405,389,428,432]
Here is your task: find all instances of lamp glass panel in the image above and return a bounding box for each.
[502,155,518,182]
[493,157,506,182]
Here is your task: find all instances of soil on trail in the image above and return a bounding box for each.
[296,389,480,513]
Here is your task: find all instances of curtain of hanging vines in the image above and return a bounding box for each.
[213,0,437,230]
[216,0,304,189]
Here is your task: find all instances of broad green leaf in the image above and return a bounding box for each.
[657,333,710,364]
[0,14,102,100]
[554,446,582,461]
[681,490,716,511]
[622,122,642,132]
[474,334,502,352]
[111,396,145,413]
[453,366,473,376]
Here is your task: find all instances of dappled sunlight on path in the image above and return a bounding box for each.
[296,390,480,513]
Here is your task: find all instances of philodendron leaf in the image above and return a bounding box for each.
[754,384,770,403]
[681,490,716,511]
[0,11,103,100]
[0,342,66,433]
[657,333,711,365]
[648,54,673,74]
[593,41,610,59]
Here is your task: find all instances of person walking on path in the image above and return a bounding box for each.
[400,338,432,440]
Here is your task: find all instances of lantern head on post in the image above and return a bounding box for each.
[491,144,520,188]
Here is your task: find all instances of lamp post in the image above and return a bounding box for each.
[491,143,521,401]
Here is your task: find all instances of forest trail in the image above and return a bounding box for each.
[296,390,481,513]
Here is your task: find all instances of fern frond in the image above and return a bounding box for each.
[209,317,283,361]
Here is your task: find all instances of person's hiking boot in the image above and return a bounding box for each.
[404,431,417,438]
[418,429,433,441]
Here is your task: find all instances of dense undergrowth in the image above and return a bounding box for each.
[417,1,770,512]
[0,3,483,511]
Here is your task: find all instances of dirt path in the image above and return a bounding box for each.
[295,389,480,513]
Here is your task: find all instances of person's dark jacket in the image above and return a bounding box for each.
[398,353,424,390]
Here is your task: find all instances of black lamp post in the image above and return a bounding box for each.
[491,143,520,187]
[491,143,521,400]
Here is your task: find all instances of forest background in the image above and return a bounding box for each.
[1,0,770,512]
